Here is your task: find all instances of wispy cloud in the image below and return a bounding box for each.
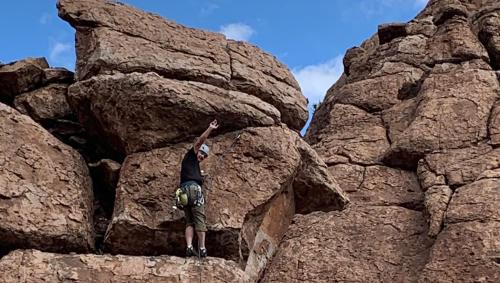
[40,12,51,24]
[49,41,74,70]
[292,55,344,106]
[219,23,255,41]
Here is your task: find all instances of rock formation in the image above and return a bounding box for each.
[1,0,499,282]
[57,0,308,155]
[0,0,347,282]
[264,0,500,282]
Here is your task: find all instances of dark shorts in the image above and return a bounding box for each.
[181,182,206,232]
[184,204,207,232]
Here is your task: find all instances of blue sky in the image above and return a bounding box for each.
[0,0,428,132]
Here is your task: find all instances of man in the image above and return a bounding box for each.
[179,119,218,258]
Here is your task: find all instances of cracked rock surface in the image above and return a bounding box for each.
[264,0,500,282]
[0,103,94,254]
[0,249,248,283]
[0,1,348,282]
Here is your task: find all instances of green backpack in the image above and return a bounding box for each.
[174,183,204,209]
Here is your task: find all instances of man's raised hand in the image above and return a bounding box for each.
[209,119,219,130]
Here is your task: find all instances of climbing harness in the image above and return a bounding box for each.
[173,133,241,210]
[174,182,204,209]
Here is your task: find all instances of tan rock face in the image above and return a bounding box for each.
[305,1,500,282]
[0,249,249,283]
[103,126,347,280]
[0,103,94,253]
[0,57,48,103]
[263,207,433,283]
[57,0,307,132]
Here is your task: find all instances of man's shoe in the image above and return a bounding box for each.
[199,248,207,258]
[186,246,197,257]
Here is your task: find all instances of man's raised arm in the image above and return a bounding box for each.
[194,120,219,152]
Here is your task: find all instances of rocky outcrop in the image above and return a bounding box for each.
[49,2,348,280]
[300,0,500,282]
[0,57,49,104]
[0,249,248,282]
[103,126,347,280]
[0,103,94,254]
[263,207,432,283]
[57,0,307,138]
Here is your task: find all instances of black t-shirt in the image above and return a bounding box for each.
[180,147,203,186]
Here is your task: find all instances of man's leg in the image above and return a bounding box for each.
[196,230,206,249]
[193,204,207,256]
[184,207,196,257]
[185,225,194,247]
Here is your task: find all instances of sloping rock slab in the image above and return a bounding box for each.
[0,249,248,283]
[262,206,432,283]
[68,72,281,155]
[0,103,94,253]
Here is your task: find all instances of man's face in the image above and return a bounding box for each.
[197,151,208,162]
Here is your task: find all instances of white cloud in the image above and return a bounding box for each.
[219,23,255,41]
[292,55,344,106]
[49,42,74,70]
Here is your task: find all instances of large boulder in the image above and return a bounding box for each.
[0,103,94,253]
[103,126,347,280]
[262,207,432,283]
[0,57,49,103]
[57,0,307,132]
[0,249,248,283]
[67,72,281,155]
